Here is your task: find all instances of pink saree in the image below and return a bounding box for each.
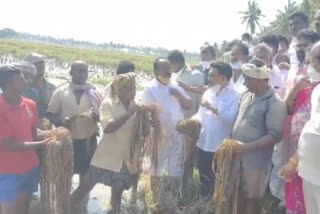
[284,83,318,214]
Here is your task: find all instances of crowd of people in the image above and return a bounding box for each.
[1,10,320,214]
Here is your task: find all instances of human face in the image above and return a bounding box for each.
[208,68,224,86]
[33,61,45,78]
[295,37,311,63]
[289,17,307,37]
[254,49,272,67]
[22,72,35,85]
[309,45,320,73]
[231,47,243,62]
[201,50,215,62]
[315,12,320,34]
[243,74,257,92]
[9,73,27,95]
[156,62,172,85]
[70,64,88,85]
[118,79,136,104]
[278,41,289,54]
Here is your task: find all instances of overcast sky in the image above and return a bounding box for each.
[0,0,291,52]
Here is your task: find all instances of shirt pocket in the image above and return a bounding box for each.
[245,104,267,129]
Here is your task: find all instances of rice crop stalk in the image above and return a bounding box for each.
[40,127,73,214]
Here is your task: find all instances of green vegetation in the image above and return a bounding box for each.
[0,38,157,73]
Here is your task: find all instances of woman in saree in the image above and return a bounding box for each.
[283,69,320,213]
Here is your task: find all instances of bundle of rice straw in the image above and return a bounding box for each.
[41,127,73,214]
[40,118,53,130]
[129,103,163,204]
[213,139,240,214]
[176,118,201,198]
[68,109,99,140]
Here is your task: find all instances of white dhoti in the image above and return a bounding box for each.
[150,131,185,178]
[303,179,320,214]
[269,141,285,204]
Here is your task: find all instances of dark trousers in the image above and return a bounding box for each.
[196,147,215,196]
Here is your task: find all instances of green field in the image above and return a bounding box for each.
[0,39,158,73]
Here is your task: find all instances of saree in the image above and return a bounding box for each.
[284,84,318,214]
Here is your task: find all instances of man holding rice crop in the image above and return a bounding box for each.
[168,50,205,119]
[47,61,101,185]
[0,65,53,214]
[25,53,56,119]
[71,73,146,213]
[141,58,192,196]
[231,59,287,214]
[195,61,240,196]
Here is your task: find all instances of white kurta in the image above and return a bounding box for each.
[195,84,240,152]
[230,74,247,95]
[141,79,190,177]
[298,84,320,214]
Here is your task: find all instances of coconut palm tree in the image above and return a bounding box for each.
[239,1,264,35]
[275,0,299,35]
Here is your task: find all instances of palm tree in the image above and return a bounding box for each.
[275,0,299,35]
[239,1,264,35]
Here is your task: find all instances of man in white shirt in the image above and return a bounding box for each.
[230,42,250,95]
[288,12,309,66]
[195,61,240,195]
[141,58,191,195]
[167,50,205,119]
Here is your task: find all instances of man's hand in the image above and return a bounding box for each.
[279,161,297,182]
[169,87,181,97]
[178,81,187,89]
[128,101,139,116]
[293,76,311,95]
[201,99,217,114]
[233,141,248,154]
[90,108,100,122]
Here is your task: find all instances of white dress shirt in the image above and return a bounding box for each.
[298,84,320,186]
[195,84,240,152]
[141,79,190,131]
[231,74,247,95]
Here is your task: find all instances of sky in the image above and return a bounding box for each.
[0,0,290,52]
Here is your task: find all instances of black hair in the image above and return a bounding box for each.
[116,61,135,75]
[260,34,279,53]
[0,65,21,91]
[277,35,290,46]
[249,57,266,68]
[200,45,216,58]
[167,50,185,65]
[210,61,233,81]
[297,29,320,43]
[235,41,250,56]
[242,33,252,41]
[289,12,309,25]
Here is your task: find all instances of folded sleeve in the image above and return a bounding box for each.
[47,88,62,114]
[265,99,287,142]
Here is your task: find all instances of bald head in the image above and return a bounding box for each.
[315,10,320,34]
[70,60,88,85]
[253,43,273,67]
[153,58,171,83]
[309,42,320,73]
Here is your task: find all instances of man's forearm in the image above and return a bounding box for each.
[183,85,207,94]
[176,94,192,110]
[244,134,277,152]
[104,113,131,133]
[3,139,47,152]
